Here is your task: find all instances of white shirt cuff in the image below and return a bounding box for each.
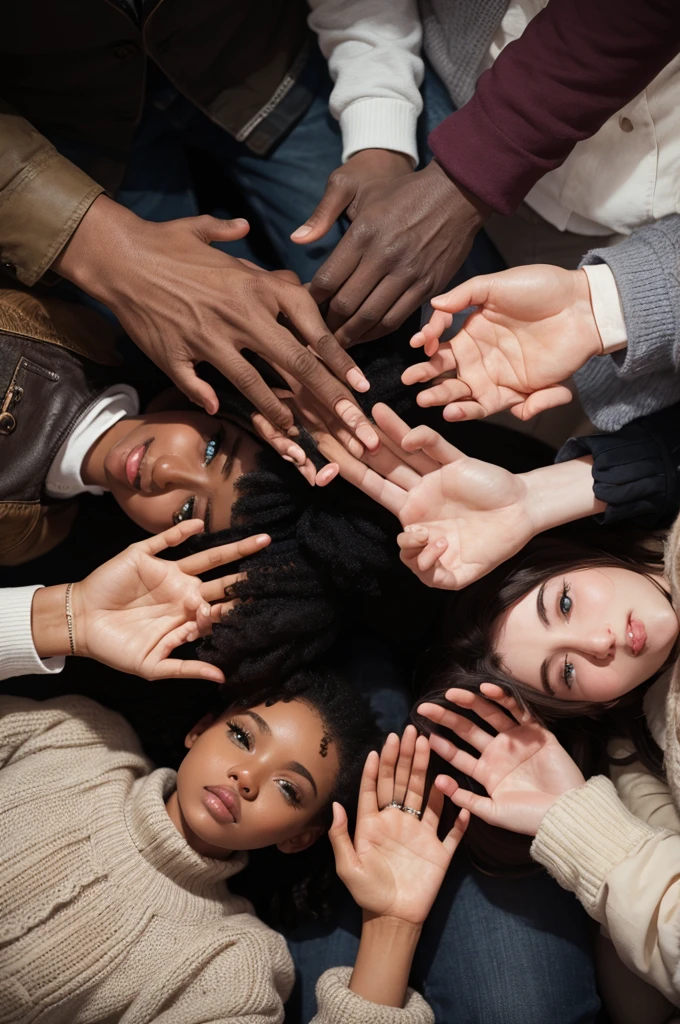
[582,264,628,355]
[0,586,65,682]
[340,98,419,165]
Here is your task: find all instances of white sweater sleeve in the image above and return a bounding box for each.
[0,586,65,681]
[308,0,423,165]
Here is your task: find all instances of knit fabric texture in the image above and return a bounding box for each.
[0,695,432,1024]
[575,214,680,431]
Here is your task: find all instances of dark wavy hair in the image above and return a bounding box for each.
[217,666,382,928]
[413,527,670,780]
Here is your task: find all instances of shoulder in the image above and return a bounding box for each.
[0,693,145,759]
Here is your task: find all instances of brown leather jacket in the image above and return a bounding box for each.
[0,289,122,565]
[0,0,312,287]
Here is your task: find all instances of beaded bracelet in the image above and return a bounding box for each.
[64,582,76,656]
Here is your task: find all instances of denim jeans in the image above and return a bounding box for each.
[283,635,601,1024]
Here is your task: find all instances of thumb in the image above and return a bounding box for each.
[192,215,250,245]
[328,802,360,877]
[170,363,220,416]
[430,274,498,314]
[510,385,573,421]
[291,174,355,244]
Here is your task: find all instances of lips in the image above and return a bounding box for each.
[627,615,647,656]
[125,440,151,489]
[203,786,240,824]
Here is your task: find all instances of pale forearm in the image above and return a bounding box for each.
[350,914,421,1007]
[521,457,605,536]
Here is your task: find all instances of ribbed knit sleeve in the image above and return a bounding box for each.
[0,585,64,681]
[556,402,680,528]
[574,215,680,431]
[427,0,680,215]
[531,776,680,1004]
[313,968,434,1024]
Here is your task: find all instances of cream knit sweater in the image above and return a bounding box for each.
[0,695,433,1024]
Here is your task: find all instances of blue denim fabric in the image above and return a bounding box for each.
[284,635,600,1024]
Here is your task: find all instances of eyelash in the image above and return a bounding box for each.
[560,580,574,688]
[226,720,302,808]
[172,430,223,525]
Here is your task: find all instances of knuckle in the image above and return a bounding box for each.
[330,295,354,319]
[314,332,342,360]
[328,169,350,192]
[311,269,333,293]
[351,219,376,245]
[288,347,317,379]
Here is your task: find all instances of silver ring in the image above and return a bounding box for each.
[401,805,422,818]
[384,800,404,810]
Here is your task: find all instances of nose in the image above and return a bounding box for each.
[228,768,259,800]
[151,454,205,493]
[583,627,616,659]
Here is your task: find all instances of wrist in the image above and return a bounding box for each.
[573,269,605,361]
[349,914,422,1007]
[361,911,423,941]
[53,194,139,297]
[31,585,71,659]
[426,160,492,225]
[521,457,606,535]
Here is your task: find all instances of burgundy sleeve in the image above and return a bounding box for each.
[429,0,680,215]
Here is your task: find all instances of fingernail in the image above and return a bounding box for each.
[356,423,379,449]
[435,538,447,549]
[346,367,370,393]
[348,438,364,458]
[232,218,249,228]
[288,445,306,464]
[406,525,427,535]
[291,224,312,239]
[255,535,269,545]
[282,455,294,463]
[201,604,211,617]
[286,425,300,438]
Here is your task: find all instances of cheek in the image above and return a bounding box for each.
[110,487,178,533]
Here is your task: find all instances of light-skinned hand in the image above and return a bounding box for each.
[329,724,468,926]
[405,264,603,421]
[418,685,586,836]
[68,520,270,680]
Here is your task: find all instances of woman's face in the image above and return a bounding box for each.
[101,411,262,534]
[173,700,340,854]
[495,566,679,702]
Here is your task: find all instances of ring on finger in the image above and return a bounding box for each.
[383,800,404,811]
[401,805,422,819]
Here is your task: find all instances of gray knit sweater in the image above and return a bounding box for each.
[574,214,680,431]
[419,0,508,107]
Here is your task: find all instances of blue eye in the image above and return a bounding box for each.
[559,581,572,617]
[172,496,195,525]
[204,430,222,467]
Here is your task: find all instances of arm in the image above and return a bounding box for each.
[420,686,680,1005]
[429,0,680,215]
[574,214,680,431]
[0,99,103,285]
[0,521,272,683]
[307,0,423,165]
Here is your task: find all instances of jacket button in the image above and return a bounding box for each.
[113,42,137,60]
[619,116,634,133]
[0,259,16,275]
[0,412,16,435]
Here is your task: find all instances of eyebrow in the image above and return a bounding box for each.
[536,582,550,628]
[243,710,318,796]
[286,760,318,797]
[243,710,271,734]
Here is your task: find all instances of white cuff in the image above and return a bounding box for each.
[582,264,628,355]
[340,98,419,165]
[0,586,65,682]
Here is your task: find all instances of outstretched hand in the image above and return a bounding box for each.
[324,402,538,589]
[419,686,586,836]
[70,520,270,681]
[404,265,603,422]
[329,725,468,926]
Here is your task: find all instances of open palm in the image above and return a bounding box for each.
[71,520,270,680]
[329,403,537,589]
[329,727,468,926]
[404,265,602,422]
[419,686,586,836]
